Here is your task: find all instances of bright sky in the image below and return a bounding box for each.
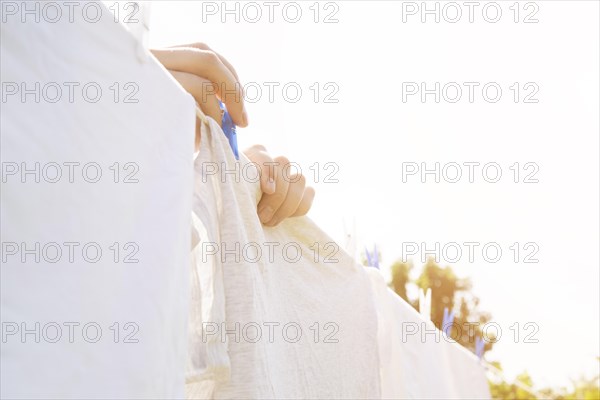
[147,0,599,389]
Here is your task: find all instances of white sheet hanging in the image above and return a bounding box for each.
[1,4,194,398]
[367,269,491,399]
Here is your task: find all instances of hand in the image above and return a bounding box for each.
[244,145,316,226]
[151,42,247,127]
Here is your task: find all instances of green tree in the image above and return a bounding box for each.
[386,257,599,399]
[389,260,412,302]
[488,363,538,399]
[389,257,495,353]
[488,362,600,400]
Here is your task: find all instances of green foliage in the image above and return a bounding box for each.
[389,260,411,302]
[387,256,599,399]
[389,257,494,353]
[488,365,600,400]
[489,369,537,399]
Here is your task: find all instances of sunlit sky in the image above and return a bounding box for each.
[145,1,599,389]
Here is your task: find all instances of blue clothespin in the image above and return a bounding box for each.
[219,100,239,160]
[442,307,455,336]
[365,245,380,269]
[372,244,379,269]
[475,336,485,360]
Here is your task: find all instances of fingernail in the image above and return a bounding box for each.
[266,178,275,193]
[258,206,273,223]
[242,107,248,126]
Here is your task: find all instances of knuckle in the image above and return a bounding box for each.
[194,42,210,50]
[252,144,267,152]
[274,156,290,167]
[201,50,220,64]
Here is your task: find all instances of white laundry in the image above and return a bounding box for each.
[187,118,382,399]
[1,5,194,399]
[1,3,491,398]
[368,269,491,399]
[186,119,491,399]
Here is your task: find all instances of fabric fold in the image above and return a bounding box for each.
[186,118,381,399]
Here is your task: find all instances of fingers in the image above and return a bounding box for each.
[151,48,247,127]
[291,186,316,217]
[172,42,241,82]
[169,70,221,125]
[257,156,290,224]
[243,145,276,195]
[242,146,317,225]
[264,173,306,226]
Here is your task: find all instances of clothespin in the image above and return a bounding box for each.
[419,288,431,320]
[475,336,485,360]
[442,307,455,336]
[364,245,380,269]
[219,100,239,159]
[372,244,379,269]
